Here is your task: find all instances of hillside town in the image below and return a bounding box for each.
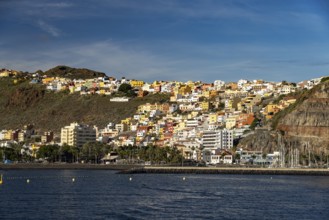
[0,68,324,166]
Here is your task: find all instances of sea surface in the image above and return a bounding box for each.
[0,170,328,219]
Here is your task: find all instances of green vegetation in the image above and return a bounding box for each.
[81,142,112,163]
[0,78,170,132]
[118,83,136,97]
[249,118,259,130]
[0,143,33,162]
[272,94,286,104]
[43,65,106,79]
[2,143,183,164]
[320,77,329,83]
[118,83,132,93]
[99,144,184,164]
[37,145,61,162]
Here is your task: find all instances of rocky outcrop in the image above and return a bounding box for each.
[239,80,329,157]
[238,129,278,153]
[277,82,329,151]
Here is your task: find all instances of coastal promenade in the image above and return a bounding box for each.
[1,164,329,175]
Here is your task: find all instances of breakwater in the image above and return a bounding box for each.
[120,167,329,176]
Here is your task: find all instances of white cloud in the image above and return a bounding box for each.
[41,2,73,8]
[37,20,61,37]
[1,38,328,83]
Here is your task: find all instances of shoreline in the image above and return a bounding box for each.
[1,163,329,176]
[0,163,142,170]
[120,166,329,176]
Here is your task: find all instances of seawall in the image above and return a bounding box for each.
[120,167,329,176]
[2,164,329,176]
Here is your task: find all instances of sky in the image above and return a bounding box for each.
[1,0,329,83]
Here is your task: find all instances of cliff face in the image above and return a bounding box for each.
[237,129,278,153]
[277,82,329,152]
[239,80,329,155]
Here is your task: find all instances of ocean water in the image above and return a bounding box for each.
[0,170,328,219]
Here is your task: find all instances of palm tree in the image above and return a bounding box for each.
[11,143,24,162]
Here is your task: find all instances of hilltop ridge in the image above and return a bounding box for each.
[39,65,107,79]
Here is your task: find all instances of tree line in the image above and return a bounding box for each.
[1,142,183,164]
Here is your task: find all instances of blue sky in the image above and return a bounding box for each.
[1,0,329,83]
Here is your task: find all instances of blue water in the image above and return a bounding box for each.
[0,170,328,219]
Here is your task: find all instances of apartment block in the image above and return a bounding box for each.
[61,122,97,147]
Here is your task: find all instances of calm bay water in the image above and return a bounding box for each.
[0,170,328,219]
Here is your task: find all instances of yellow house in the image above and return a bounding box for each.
[236,102,243,111]
[138,103,162,113]
[4,130,13,140]
[139,115,147,121]
[186,81,195,89]
[201,101,209,111]
[202,91,210,98]
[225,100,233,109]
[226,116,237,129]
[69,86,75,93]
[170,95,177,102]
[0,70,9,77]
[121,117,132,125]
[178,85,192,95]
[208,113,218,124]
[148,121,154,126]
[264,104,279,114]
[179,122,186,129]
[210,90,218,98]
[31,144,41,157]
[191,111,199,118]
[130,80,144,88]
[264,104,281,119]
[99,82,105,88]
[42,77,55,84]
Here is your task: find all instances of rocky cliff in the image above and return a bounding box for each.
[239,80,329,162]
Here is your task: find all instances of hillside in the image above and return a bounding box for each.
[0,78,170,132]
[41,65,107,79]
[238,79,329,161]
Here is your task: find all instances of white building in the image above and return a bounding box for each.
[237,79,248,88]
[223,155,233,164]
[221,129,234,149]
[110,97,130,102]
[186,119,199,128]
[202,130,222,150]
[202,129,233,150]
[214,80,225,90]
[61,122,97,148]
[280,85,296,95]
